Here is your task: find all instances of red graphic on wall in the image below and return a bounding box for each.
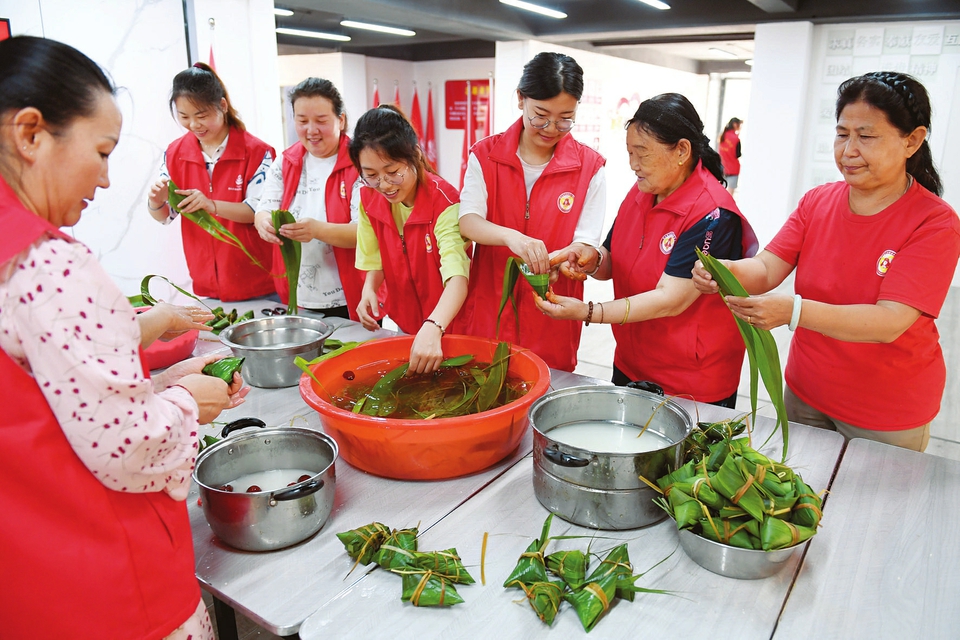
[1,19,11,41]
[444,79,490,130]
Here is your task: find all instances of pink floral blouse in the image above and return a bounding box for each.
[0,237,200,500]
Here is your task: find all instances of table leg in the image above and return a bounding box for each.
[212,596,239,640]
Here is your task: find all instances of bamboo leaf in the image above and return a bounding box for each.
[696,248,789,462]
[271,209,301,314]
[477,341,510,412]
[439,354,474,367]
[496,257,522,338]
[139,274,212,310]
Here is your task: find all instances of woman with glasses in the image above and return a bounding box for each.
[349,105,471,374]
[457,52,606,372]
[537,94,758,408]
[254,77,365,319]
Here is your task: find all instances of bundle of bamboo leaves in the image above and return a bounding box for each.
[696,248,789,462]
[503,514,671,631]
[653,418,823,552]
[135,274,253,335]
[336,521,474,607]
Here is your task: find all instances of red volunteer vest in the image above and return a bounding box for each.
[464,118,606,371]
[360,174,468,335]
[166,127,276,301]
[610,163,759,402]
[276,135,365,319]
[0,177,199,639]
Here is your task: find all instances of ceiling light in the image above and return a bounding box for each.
[708,47,739,59]
[273,7,294,17]
[499,0,567,20]
[744,59,754,66]
[275,27,351,42]
[635,0,671,9]
[340,20,416,37]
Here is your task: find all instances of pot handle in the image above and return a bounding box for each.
[271,478,325,502]
[626,380,664,396]
[220,417,267,438]
[543,446,590,468]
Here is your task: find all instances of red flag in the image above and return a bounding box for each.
[393,83,401,107]
[425,86,437,168]
[410,86,424,144]
[208,44,216,71]
[460,82,477,190]
[372,81,380,108]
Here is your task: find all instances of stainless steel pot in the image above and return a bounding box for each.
[530,386,693,530]
[219,316,333,388]
[193,419,338,551]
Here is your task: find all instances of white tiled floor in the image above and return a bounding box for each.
[209,279,960,638]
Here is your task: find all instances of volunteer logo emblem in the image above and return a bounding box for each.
[340,180,346,199]
[424,233,434,253]
[235,174,243,186]
[876,249,896,276]
[660,232,677,255]
[557,192,575,213]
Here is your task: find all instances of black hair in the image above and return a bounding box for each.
[289,77,347,129]
[348,104,432,185]
[170,62,245,131]
[836,71,942,196]
[627,93,725,184]
[722,117,742,137]
[517,52,584,101]
[0,36,115,133]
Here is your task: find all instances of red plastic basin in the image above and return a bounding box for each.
[136,307,199,370]
[298,335,551,480]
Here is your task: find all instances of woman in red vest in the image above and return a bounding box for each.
[539,94,758,408]
[694,72,960,450]
[147,63,276,302]
[719,117,742,195]
[458,52,607,372]
[0,37,246,639]
[349,105,471,374]
[253,77,364,319]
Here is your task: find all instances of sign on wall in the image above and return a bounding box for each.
[1,18,11,40]
[445,79,490,130]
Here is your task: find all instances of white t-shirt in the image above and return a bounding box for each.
[258,152,361,309]
[458,150,606,248]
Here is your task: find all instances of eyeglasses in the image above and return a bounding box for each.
[526,113,576,133]
[360,167,407,189]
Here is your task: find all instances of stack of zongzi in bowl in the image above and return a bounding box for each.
[654,418,824,579]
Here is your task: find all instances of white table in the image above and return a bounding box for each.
[774,438,960,639]
[298,405,845,640]
[187,315,610,637]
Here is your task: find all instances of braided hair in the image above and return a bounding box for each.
[836,71,941,196]
[627,93,725,185]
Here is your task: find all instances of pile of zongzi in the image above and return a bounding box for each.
[337,521,474,607]
[503,514,670,631]
[654,418,823,551]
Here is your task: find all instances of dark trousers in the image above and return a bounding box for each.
[611,365,738,409]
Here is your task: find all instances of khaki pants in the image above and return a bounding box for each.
[785,386,930,452]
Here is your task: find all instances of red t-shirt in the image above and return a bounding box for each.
[766,180,960,430]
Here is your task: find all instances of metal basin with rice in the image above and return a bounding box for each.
[219,316,332,388]
[193,419,338,551]
[676,527,801,579]
[530,386,693,530]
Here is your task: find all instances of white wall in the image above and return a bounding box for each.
[0,0,281,299]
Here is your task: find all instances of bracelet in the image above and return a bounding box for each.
[585,249,603,277]
[620,297,631,325]
[585,301,594,326]
[788,294,802,332]
[423,318,445,335]
[147,200,167,212]
[211,200,218,216]
[598,302,604,324]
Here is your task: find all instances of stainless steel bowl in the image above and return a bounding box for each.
[219,316,332,388]
[677,528,801,579]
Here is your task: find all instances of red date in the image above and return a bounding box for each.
[246,485,261,493]
[342,370,355,380]
[298,474,312,483]
[218,484,234,492]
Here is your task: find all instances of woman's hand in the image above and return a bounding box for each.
[356,289,382,331]
[254,210,282,245]
[506,230,551,274]
[409,322,444,375]
[155,303,213,339]
[158,354,250,422]
[173,188,216,215]
[724,293,793,331]
[533,290,588,321]
[277,218,318,244]
[549,244,599,282]
[147,178,169,210]
[692,259,721,294]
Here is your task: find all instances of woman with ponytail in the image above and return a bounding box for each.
[539,93,758,407]
[693,72,960,450]
[147,62,275,302]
